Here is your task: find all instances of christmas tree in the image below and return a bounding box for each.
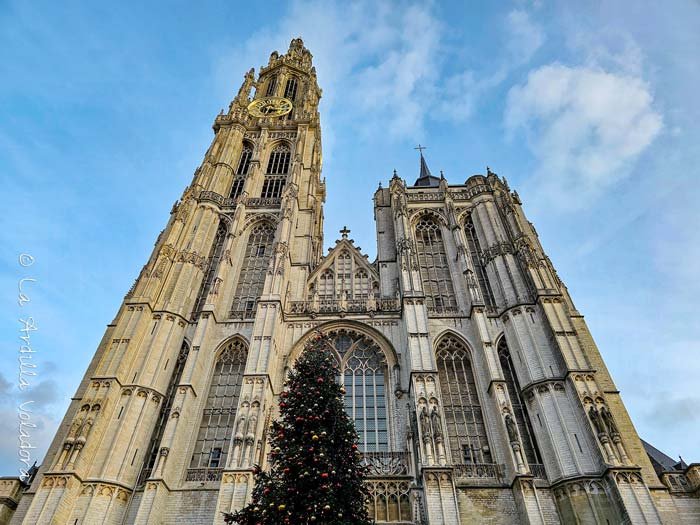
[225,332,373,525]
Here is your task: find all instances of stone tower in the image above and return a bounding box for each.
[9,38,699,525]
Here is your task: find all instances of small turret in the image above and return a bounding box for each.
[412,145,440,187]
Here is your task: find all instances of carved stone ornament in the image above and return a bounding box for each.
[505,413,519,443]
[588,405,606,435]
[600,405,619,435]
[419,406,431,440]
[430,406,443,439]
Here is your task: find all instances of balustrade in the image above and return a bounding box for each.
[662,472,692,493]
[287,297,400,315]
[360,451,411,477]
[185,467,223,482]
[197,191,281,209]
[453,463,503,481]
[529,463,547,480]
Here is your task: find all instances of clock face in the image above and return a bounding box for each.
[247,96,293,118]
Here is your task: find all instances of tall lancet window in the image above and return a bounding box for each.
[262,143,290,199]
[436,335,492,465]
[236,144,253,175]
[229,177,245,200]
[230,144,252,200]
[284,76,298,101]
[322,332,389,452]
[415,217,456,313]
[310,252,377,308]
[498,338,542,467]
[336,250,352,298]
[464,215,496,307]
[138,341,189,485]
[192,221,227,318]
[318,270,334,306]
[230,223,275,318]
[265,75,277,96]
[353,270,371,299]
[188,339,247,473]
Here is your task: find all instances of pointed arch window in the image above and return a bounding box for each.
[188,339,247,472]
[265,75,277,96]
[262,144,290,199]
[464,215,496,307]
[367,481,412,524]
[138,341,189,485]
[309,252,377,307]
[265,143,291,174]
[415,217,456,313]
[231,143,252,199]
[436,336,492,464]
[236,144,253,175]
[336,250,352,298]
[192,221,227,318]
[318,269,334,305]
[284,77,298,101]
[230,223,275,318]
[353,270,371,299]
[229,177,245,200]
[498,338,542,466]
[315,331,389,452]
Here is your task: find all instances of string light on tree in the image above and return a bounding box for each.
[224,332,372,525]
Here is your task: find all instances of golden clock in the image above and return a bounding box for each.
[247,97,293,118]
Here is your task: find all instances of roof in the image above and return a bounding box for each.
[642,439,687,474]
[308,230,378,283]
[413,152,441,187]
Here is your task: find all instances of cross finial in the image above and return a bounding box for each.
[340,226,351,239]
[414,144,427,156]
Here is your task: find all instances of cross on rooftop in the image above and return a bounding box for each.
[414,144,427,155]
[340,226,350,239]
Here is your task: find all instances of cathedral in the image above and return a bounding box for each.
[6,38,700,525]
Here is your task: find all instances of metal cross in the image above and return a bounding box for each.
[414,144,427,155]
[340,226,351,239]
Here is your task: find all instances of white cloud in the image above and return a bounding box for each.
[568,29,645,76]
[0,371,62,476]
[212,1,550,146]
[651,189,700,299]
[215,1,524,145]
[0,406,57,477]
[349,3,442,136]
[506,9,544,64]
[505,63,662,206]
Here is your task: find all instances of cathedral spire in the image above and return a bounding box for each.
[413,144,440,187]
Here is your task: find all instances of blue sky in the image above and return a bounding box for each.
[1,0,699,476]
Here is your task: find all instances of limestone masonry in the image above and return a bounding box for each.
[5,38,699,525]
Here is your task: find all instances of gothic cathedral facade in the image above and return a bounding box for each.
[10,38,700,525]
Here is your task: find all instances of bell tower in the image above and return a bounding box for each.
[10,37,698,525]
[12,37,326,525]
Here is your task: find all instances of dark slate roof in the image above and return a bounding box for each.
[642,439,686,475]
[413,152,440,187]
